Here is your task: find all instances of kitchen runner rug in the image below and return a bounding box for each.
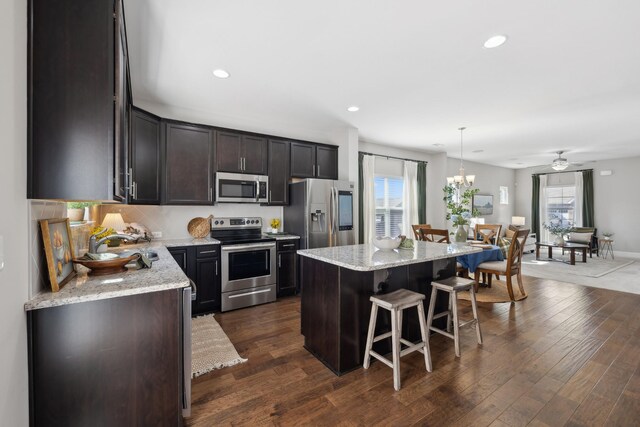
[192,314,247,378]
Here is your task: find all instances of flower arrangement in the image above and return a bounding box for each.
[90,226,115,246]
[443,186,479,226]
[542,214,575,237]
[270,218,281,231]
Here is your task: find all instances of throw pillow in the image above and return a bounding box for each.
[568,232,592,244]
[498,237,511,257]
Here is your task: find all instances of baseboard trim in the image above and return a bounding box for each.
[614,251,640,259]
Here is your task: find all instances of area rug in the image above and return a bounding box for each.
[521,253,635,279]
[191,314,247,378]
[458,281,527,303]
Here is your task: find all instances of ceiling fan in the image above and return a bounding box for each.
[531,150,584,172]
[550,151,570,171]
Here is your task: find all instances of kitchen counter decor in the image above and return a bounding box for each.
[72,252,140,276]
[188,214,214,238]
[39,218,76,292]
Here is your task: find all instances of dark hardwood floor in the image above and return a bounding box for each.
[187,276,640,426]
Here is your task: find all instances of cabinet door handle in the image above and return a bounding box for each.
[243,157,246,171]
[269,190,272,203]
[215,259,218,275]
[209,187,213,202]
[131,181,137,200]
[317,165,320,176]
[282,243,295,248]
[313,164,315,176]
[278,254,281,268]
[239,157,242,171]
[199,250,217,254]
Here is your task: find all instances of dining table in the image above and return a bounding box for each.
[456,244,504,273]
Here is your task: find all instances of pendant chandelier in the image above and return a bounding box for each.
[446,127,475,188]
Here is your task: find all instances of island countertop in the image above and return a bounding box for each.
[25,243,189,311]
[297,241,482,271]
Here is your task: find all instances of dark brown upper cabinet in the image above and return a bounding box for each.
[163,122,215,205]
[316,145,338,180]
[266,140,290,205]
[290,142,338,180]
[215,131,267,175]
[28,0,131,201]
[129,108,161,204]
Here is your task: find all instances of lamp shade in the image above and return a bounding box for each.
[101,213,126,232]
[511,216,526,226]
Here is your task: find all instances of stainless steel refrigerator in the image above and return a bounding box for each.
[284,179,355,249]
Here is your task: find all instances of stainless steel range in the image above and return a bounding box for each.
[211,217,276,312]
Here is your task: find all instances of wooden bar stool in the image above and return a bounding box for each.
[363,289,432,391]
[426,277,482,357]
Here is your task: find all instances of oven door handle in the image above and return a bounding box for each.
[221,243,276,252]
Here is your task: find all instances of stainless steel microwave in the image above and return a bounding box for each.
[215,172,268,203]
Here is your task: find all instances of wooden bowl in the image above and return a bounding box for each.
[72,254,139,276]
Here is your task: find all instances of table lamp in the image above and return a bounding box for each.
[101,213,126,232]
[511,216,526,227]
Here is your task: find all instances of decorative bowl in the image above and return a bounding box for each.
[72,253,139,276]
[372,236,402,251]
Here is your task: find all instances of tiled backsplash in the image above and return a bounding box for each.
[99,204,284,239]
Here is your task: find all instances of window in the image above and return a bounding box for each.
[375,176,404,237]
[545,185,575,226]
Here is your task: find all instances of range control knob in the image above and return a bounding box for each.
[220,220,225,225]
[214,220,219,225]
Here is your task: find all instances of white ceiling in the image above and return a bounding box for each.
[125,0,640,169]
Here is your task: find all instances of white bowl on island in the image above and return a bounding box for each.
[372,236,402,251]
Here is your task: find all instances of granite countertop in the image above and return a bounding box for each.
[25,242,189,311]
[161,236,220,247]
[297,241,482,271]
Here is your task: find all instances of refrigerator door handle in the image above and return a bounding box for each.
[331,187,338,239]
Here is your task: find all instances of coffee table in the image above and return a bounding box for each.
[535,242,589,265]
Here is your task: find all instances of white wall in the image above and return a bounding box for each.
[0,0,29,423]
[447,159,516,228]
[515,156,640,253]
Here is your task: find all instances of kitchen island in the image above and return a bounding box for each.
[298,241,481,375]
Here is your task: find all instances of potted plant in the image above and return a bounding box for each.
[270,218,281,234]
[542,214,575,245]
[66,202,93,222]
[443,186,479,243]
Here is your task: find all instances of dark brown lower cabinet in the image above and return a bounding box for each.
[28,289,185,426]
[168,245,221,314]
[277,240,299,296]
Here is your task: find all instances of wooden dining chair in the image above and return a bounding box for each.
[474,224,502,245]
[474,228,529,301]
[412,224,432,241]
[420,228,450,243]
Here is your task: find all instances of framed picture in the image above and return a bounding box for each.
[472,194,494,216]
[499,186,509,205]
[40,218,76,292]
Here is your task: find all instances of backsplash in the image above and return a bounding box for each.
[98,204,285,239]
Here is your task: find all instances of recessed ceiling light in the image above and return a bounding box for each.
[516,162,524,165]
[212,69,230,79]
[432,143,444,147]
[483,35,507,49]
[472,149,484,153]
[347,106,359,112]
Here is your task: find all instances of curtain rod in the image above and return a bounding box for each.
[532,168,593,177]
[359,151,428,164]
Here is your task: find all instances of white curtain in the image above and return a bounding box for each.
[402,161,419,237]
[362,154,376,244]
[539,175,549,242]
[574,172,584,227]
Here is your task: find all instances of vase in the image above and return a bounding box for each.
[554,234,564,245]
[271,227,279,234]
[454,225,467,243]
